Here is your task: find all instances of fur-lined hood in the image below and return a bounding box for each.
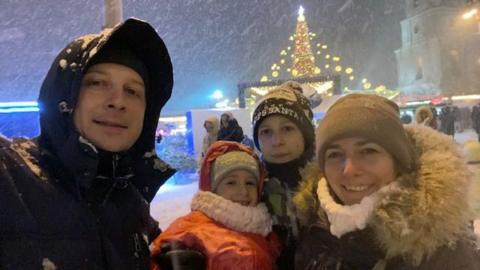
[294,124,475,265]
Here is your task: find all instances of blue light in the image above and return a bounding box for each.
[211,90,223,99]
[0,101,39,113]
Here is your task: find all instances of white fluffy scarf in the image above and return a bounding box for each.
[191,191,273,236]
[316,177,399,238]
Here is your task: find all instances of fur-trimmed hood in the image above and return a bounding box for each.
[294,124,476,265]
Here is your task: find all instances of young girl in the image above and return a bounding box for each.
[251,80,315,269]
[294,93,480,269]
[150,141,280,270]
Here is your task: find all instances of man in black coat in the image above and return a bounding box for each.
[0,19,176,269]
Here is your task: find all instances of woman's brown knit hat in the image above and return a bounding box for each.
[316,93,416,172]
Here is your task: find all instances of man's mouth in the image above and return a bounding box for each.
[93,120,127,129]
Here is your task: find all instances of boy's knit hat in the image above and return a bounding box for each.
[316,93,416,172]
[252,81,314,153]
[199,141,266,197]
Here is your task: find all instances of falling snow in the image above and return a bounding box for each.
[0,0,413,115]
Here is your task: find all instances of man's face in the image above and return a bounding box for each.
[73,63,146,152]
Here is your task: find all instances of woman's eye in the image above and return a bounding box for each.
[86,79,104,87]
[326,151,343,159]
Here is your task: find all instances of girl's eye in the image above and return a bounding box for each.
[259,129,271,136]
[246,180,257,186]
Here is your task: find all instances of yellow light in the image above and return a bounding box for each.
[292,69,299,77]
[287,46,291,50]
[317,43,321,47]
[335,65,342,72]
[287,68,291,72]
[333,57,340,62]
[260,76,268,82]
[325,54,330,59]
[317,51,321,55]
[345,67,353,74]
[289,36,294,41]
[363,82,371,89]
[463,8,478,20]
[272,71,279,77]
[325,64,330,68]
[314,67,321,74]
[280,50,287,55]
[322,45,328,49]
[362,78,368,84]
[349,75,355,80]
[280,59,285,64]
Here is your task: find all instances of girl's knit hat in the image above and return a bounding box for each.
[199,141,266,198]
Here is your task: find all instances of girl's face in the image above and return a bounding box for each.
[214,169,258,207]
[323,137,397,205]
[257,115,305,164]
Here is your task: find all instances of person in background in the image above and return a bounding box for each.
[0,18,176,269]
[201,116,219,157]
[415,105,435,128]
[251,80,315,270]
[217,112,244,142]
[472,102,480,141]
[151,141,280,270]
[294,94,479,269]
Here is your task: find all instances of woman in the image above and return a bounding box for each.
[252,81,315,270]
[294,94,479,269]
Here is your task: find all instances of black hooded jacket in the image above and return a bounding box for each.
[0,19,176,270]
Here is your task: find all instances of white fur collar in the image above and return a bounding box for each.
[191,191,273,236]
[316,177,399,238]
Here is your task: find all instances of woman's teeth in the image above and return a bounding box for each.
[344,185,369,192]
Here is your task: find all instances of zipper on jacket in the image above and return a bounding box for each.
[101,154,119,206]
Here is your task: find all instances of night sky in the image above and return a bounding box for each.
[1,0,406,115]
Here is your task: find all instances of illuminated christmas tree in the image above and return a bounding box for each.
[258,6,399,100]
[291,6,319,78]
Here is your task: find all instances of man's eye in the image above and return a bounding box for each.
[86,79,103,87]
[126,88,138,96]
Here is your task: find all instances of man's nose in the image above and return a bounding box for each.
[106,87,126,110]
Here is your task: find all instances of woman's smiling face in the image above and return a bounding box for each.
[323,137,397,205]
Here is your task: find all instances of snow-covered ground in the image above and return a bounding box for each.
[151,129,480,235]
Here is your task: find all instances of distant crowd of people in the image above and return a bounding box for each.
[1,17,479,270]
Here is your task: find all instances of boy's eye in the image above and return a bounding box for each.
[283,125,296,132]
[125,87,139,97]
[246,180,257,186]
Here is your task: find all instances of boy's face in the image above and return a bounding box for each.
[73,63,146,152]
[214,169,258,207]
[257,115,305,163]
